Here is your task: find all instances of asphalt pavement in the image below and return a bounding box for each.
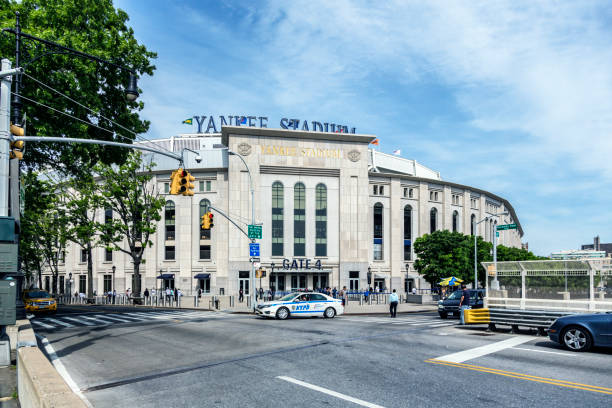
[29,306,612,408]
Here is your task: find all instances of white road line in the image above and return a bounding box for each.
[127,312,179,319]
[78,315,113,325]
[61,316,96,326]
[40,318,74,328]
[37,334,93,408]
[93,314,139,323]
[434,336,533,363]
[277,376,385,408]
[512,347,576,357]
[30,319,56,329]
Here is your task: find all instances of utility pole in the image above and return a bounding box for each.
[0,59,14,217]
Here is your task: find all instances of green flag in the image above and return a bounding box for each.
[182,118,193,125]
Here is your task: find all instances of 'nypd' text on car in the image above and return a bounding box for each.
[255,292,344,320]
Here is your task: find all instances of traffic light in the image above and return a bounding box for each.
[10,124,24,160]
[169,169,181,195]
[201,211,214,230]
[180,170,195,196]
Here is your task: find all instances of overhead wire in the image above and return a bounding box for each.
[19,71,176,156]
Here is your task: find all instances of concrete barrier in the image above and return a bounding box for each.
[17,325,86,408]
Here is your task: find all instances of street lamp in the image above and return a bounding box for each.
[112,265,116,292]
[474,212,508,290]
[227,149,256,310]
[68,272,73,300]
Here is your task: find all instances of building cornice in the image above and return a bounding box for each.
[221,126,377,146]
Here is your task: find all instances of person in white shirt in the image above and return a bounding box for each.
[412,287,417,295]
[389,289,399,318]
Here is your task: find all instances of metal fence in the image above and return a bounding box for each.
[483,259,612,312]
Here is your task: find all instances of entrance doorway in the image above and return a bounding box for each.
[239,271,250,295]
[290,274,307,291]
[312,274,328,290]
[270,273,285,292]
[349,271,359,292]
[374,278,385,292]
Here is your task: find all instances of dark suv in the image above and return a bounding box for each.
[437,289,485,319]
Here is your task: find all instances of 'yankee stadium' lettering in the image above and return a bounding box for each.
[192,115,355,134]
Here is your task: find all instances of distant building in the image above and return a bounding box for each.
[550,249,607,260]
[581,236,612,257]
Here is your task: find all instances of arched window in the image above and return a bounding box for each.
[104,208,113,261]
[471,214,476,236]
[404,205,412,260]
[165,201,175,241]
[199,199,211,240]
[373,203,383,260]
[294,183,306,256]
[430,208,437,233]
[272,182,284,256]
[452,210,459,232]
[104,207,112,224]
[315,184,327,256]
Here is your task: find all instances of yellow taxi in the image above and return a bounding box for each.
[23,290,57,314]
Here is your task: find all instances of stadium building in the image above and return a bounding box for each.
[43,126,523,297]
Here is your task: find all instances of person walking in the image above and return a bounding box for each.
[389,289,399,318]
[459,284,471,325]
[258,287,264,301]
[144,288,149,300]
[239,288,244,303]
[112,289,116,304]
[165,287,171,302]
[459,284,471,324]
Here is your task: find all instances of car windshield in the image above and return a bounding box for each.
[26,291,51,298]
[278,293,298,301]
[446,291,462,300]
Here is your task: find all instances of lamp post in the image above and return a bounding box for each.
[474,212,508,290]
[68,272,72,302]
[227,149,256,311]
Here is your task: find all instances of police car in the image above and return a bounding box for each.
[255,292,344,320]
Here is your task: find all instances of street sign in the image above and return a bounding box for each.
[249,243,260,257]
[248,225,262,239]
[496,223,517,231]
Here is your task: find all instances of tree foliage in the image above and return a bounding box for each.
[19,171,67,293]
[96,152,165,301]
[0,0,156,174]
[413,230,541,287]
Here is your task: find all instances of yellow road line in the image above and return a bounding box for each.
[425,359,612,395]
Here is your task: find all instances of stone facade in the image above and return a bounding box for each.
[40,126,523,296]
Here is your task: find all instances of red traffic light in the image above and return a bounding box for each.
[208,212,214,228]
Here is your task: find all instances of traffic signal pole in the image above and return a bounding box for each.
[0,59,15,217]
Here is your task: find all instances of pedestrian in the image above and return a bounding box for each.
[107,291,112,303]
[389,289,399,318]
[364,287,369,302]
[126,288,131,298]
[239,288,244,302]
[412,287,417,295]
[332,287,337,298]
[198,288,202,298]
[165,287,171,302]
[112,289,116,304]
[151,288,156,298]
[267,288,272,301]
[341,286,347,306]
[259,287,264,301]
[459,284,471,325]
[144,288,149,299]
[174,288,179,301]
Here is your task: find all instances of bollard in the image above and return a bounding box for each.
[360,295,363,306]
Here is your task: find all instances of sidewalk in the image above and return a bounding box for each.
[0,323,20,408]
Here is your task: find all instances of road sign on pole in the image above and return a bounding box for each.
[249,243,260,257]
[496,223,517,231]
[248,225,262,239]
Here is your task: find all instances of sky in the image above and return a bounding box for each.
[115,0,612,257]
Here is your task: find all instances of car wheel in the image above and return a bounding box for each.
[561,326,593,352]
[276,307,289,320]
[324,307,336,318]
[438,312,448,319]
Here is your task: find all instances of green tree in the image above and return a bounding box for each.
[96,152,165,303]
[414,230,474,286]
[0,0,156,174]
[62,173,104,300]
[19,172,67,294]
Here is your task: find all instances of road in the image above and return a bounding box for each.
[29,306,612,408]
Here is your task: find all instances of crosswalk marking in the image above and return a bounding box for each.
[339,315,455,329]
[31,320,56,329]
[60,316,97,326]
[92,314,138,323]
[29,310,232,332]
[40,318,74,328]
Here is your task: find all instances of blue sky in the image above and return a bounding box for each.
[115,0,612,257]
